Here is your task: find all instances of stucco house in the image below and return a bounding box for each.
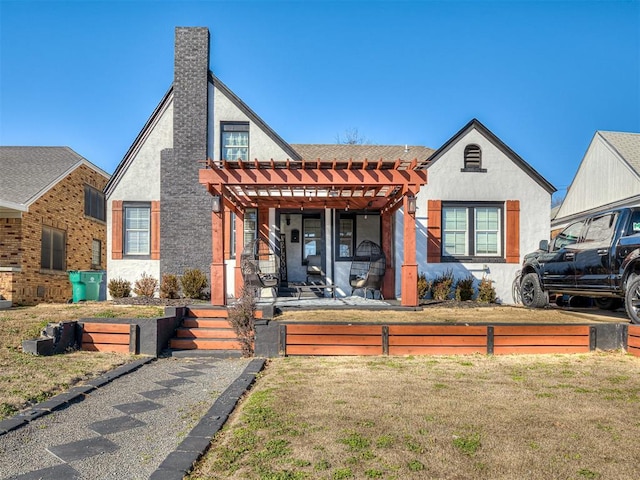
[106,27,555,306]
[0,147,109,305]
[552,131,640,235]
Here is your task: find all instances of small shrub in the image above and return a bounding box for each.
[477,277,497,303]
[455,275,475,301]
[181,269,208,299]
[133,272,158,297]
[108,277,131,298]
[228,285,256,357]
[160,273,180,299]
[432,270,454,301]
[417,273,431,299]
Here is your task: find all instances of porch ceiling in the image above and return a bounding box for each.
[199,158,428,212]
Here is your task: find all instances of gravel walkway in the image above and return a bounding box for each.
[0,356,258,479]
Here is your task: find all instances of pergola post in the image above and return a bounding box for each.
[210,199,226,306]
[400,191,418,306]
[234,209,244,298]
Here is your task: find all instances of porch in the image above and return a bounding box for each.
[199,157,428,307]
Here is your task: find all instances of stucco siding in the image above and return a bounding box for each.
[106,101,172,294]
[211,85,295,162]
[396,127,551,304]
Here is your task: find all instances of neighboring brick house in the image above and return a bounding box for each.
[106,27,555,305]
[0,147,109,305]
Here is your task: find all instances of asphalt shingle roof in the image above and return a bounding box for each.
[598,131,640,176]
[0,147,88,207]
[290,144,434,164]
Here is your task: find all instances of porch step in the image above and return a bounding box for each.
[169,338,242,350]
[175,327,238,339]
[169,307,241,352]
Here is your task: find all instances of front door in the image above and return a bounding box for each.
[279,211,324,284]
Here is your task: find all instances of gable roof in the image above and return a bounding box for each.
[425,118,556,194]
[597,131,640,176]
[0,146,108,211]
[291,144,434,164]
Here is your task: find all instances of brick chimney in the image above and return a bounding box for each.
[160,27,212,282]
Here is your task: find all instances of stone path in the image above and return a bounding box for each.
[0,356,264,480]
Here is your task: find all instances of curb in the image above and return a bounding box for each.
[149,358,267,480]
[0,357,155,436]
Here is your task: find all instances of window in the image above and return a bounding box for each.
[625,210,640,236]
[244,208,258,247]
[338,216,354,258]
[583,213,617,243]
[303,217,322,261]
[124,205,150,256]
[462,144,486,172]
[221,122,249,161]
[230,211,236,259]
[41,226,66,271]
[84,185,105,221]
[552,220,585,250]
[91,239,102,268]
[442,203,502,259]
[335,212,381,260]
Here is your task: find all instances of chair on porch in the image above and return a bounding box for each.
[349,240,386,300]
[240,239,279,298]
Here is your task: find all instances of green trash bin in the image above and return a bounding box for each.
[80,271,104,301]
[68,270,86,303]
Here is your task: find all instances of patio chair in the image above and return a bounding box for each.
[240,239,279,298]
[349,240,386,299]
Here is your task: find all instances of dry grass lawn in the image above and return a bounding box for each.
[191,354,640,480]
[0,302,164,419]
[277,303,628,325]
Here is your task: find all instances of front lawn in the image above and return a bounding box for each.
[0,303,163,419]
[190,354,640,480]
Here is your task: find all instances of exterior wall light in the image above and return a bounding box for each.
[211,195,221,213]
[407,195,417,214]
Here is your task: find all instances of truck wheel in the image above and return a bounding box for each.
[520,273,547,308]
[594,298,623,311]
[625,275,640,324]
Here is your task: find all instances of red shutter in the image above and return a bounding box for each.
[506,200,520,264]
[151,201,160,260]
[112,201,123,259]
[427,200,442,263]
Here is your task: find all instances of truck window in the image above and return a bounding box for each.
[626,210,640,236]
[583,213,617,243]
[552,220,585,250]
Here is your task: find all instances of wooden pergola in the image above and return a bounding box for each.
[199,158,427,306]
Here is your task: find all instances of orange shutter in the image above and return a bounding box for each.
[427,200,442,263]
[151,201,160,260]
[505,200,520,264]
[112,201,123,259]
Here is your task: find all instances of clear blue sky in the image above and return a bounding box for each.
[1,0,639,200]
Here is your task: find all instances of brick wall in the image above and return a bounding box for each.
[160,27,212,281]
[0,218,22,267]
[3,164,109,305]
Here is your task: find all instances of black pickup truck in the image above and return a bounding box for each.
[519,207,640,324]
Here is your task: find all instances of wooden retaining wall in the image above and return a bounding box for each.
[629,325,640,358]
[81,322,136,354]
[282,323,598,356]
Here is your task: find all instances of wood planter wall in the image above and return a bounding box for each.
[282,323,598,356]
[629,325,640,358]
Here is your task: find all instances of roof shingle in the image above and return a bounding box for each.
[290,144,434,164]
[598,131,640,175]
[0,147,90,207]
